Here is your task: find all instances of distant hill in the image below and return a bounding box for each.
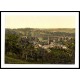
[37,28,75,33]
[7,28,75,32]
[5,28,75,38]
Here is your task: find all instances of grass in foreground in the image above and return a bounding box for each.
[5,55,44,64]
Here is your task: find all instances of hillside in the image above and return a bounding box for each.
[5,28,75,37]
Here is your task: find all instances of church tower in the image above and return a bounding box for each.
[48,36,50,45]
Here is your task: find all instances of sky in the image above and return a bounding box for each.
[5,15,75,29]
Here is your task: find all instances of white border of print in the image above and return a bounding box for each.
[1,12,79,68]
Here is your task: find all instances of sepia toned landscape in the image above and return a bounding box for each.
[5,28,75,64]
[5,14,75,64]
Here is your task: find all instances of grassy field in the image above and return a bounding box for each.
[5,55,45,64]
[5,56,30,64]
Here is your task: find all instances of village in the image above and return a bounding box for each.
[21,35,74,51]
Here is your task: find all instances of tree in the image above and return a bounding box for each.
[5,29,21,57]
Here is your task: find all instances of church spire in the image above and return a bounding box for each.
[48,36,50,45]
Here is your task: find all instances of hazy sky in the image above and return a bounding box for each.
[5,16,75,29]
